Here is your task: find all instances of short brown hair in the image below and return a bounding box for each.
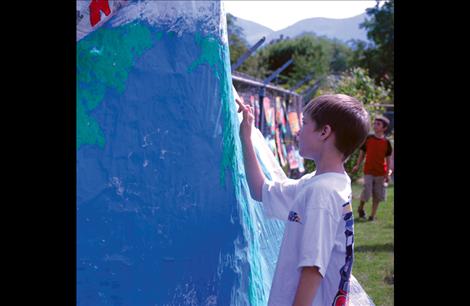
[303,94,370,160]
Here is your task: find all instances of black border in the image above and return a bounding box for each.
[16,0,455,304]
[17,1,77,303]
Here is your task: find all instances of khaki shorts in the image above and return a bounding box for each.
[360,175,387,202]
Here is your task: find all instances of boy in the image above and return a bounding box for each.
[236,94,369,306]
[352,115,393,221]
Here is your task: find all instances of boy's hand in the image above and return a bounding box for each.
[385,169,393,183]
[351,165,359,173]
[236,97,254,141]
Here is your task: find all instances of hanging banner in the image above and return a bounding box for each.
[287,146,299,169]
[275,97,282,123]
[263,97,275,135]
[275,128,287,167]
[287,111,300,135]
[276,97,287,135]
[250,95,260,128]
[295,149,305,173]
[281,143,288,164]
[263,97,271,126]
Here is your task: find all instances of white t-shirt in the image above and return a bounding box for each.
[262,171,354,306]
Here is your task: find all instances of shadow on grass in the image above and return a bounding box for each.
[355,242,394,253]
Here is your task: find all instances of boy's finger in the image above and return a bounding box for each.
[236,98,246,113]
[235,97,244,108]
[242,108,249,121]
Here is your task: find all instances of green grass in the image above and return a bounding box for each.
[352,181,394,306]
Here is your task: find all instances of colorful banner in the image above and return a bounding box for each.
[288,146,299,169]
[275,128,287,167]
[276,97,287,135]
[262,97,275,135]
[282,143,288,164]
[275,97,282,123]
[287,111,300,135]
[295,149,305,173]
[263,97,272,126]
[251,95,260,128]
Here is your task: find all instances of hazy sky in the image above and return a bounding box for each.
[223,1,383,31]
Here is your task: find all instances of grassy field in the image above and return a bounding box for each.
[352,181,394,306]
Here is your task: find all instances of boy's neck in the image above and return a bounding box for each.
[314,152,345,176]
[374,131,385,138]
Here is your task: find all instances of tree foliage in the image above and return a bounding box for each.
[226,13,260,75]
[254,34,353,91]
[353,0,394,91]
[226,14,248,65]
[226,14,358,90]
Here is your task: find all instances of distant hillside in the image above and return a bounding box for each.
[233,15,274,45]
[233,13,369,46]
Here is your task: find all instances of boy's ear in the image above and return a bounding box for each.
[320,125,332,140]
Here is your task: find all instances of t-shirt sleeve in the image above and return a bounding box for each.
[360,136,369,151]
[386,139,392,157]
[262,178,298,220]
[296,189,340,278]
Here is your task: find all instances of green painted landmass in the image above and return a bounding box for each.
[77,22,156,149]
[188,33,222,74]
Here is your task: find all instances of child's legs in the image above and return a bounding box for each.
[359,175,373,212]
[358,200,366,212]
[370,199,380,218]
[370,176,386,218]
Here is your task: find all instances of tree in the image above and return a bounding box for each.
[226,13,261,75]
[226,14,248,65]
[355,0,394,91]
[253,34,353,91]
[330,40,353,74]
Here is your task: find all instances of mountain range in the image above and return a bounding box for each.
[233,13,369,46]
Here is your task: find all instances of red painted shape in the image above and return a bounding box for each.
[89,0,111,27]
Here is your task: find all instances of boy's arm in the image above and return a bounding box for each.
[386,156,393,174]
[292,266,323,306]
[236,98,266,202]
[352,149,365,173]
[385,141,393,179]
[386,156,393,182]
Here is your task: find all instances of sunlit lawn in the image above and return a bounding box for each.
[352,181,394,306]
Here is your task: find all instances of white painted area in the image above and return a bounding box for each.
[77,0,228,43]
[110,1,227,43]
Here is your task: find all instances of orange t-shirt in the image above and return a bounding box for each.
[360,135,392,176]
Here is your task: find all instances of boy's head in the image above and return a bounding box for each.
[373,115,390,134]
[300,94,369,161]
